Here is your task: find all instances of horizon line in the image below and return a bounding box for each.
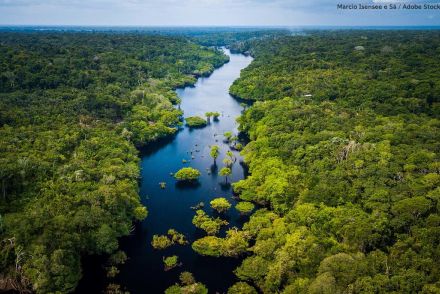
[1,24,440,28]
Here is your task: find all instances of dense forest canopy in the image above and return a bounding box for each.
[0,26,291,48]
[221,31,440,293]
[0,32,228,293]
[2,28,440,294]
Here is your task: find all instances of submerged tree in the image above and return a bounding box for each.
[165,272,208,294]
[210,145,220,164]
[167,229,189,245]
[205,112,220,123]
[219,167,232,183]
[212,112,221,121]
[224,131,233,142]
[163,255,180,271]
[151,235,173,250]
[234,143,243,151]
[179,272,196,286]
[210,197,232,213]
[226,150,235,162]
[223,157,233,168]
[151,229,188,250]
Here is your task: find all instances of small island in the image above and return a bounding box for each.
[174,167,201,181]
[185,116,208,128]
[163,255,180,271]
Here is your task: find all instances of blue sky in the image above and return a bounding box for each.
[0,0,438,26]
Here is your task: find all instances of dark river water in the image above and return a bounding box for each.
[112,49,253,293]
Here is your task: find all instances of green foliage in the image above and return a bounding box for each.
[163,255,179,270]
[228,282,257,294]
[205,111,220,122]
[219,167,232,183]
[151,235,173,250]
[186,28,289,48]
[165,272,208,294]
[151,229,188,250]
[224,131,233,142]
[133,206,148,221]
[0,32,228,293]
[211,112,220,120]
[174,167,201,181]
[230,31,440,114]
[167,229,189,245]
[185,116,207,128]
[229,31,440,293]
[109,251,127,266]
[234,143,243,151]
[192,236,224,257]
[179,271,196,286]
[192,229,249,257]
[179,272,196,286]
[221,229,250,257]
[223,157,233,167]
[210,197,232,213]
[106,266,120,278]
[210,145,220,162]
[192,210,228,235]
[105,283,127,294]
[235,202,255,215]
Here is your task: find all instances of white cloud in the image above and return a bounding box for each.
[0,0,439,26]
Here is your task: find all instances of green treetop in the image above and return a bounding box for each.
[165,272,208,294]
[210,197,232,213]
[185,116,207,128]
[174,167,201,181]
[219,167,232,183]
[192,210,228,235]
[235,202,255,215]
[210,145,220,163]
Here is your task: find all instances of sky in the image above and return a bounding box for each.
[0,0,439,26]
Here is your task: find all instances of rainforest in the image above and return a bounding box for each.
[0,28,439,294]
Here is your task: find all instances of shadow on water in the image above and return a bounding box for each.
[209,163,218,174]
[175,181,201,189]
[238,131,251,145]
[240,161,250,178]
[75,255,107,294]
[219,182,232,191]
[138,133,179,157]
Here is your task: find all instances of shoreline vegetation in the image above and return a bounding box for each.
[0,32,229,293]
[224,30,440,293]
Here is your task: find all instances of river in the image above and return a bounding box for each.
[114,49,253,293]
